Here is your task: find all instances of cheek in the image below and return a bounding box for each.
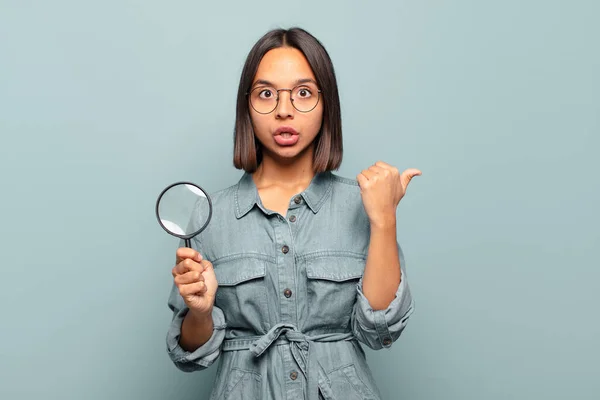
[249,112,269,136]
[307,108,324,133]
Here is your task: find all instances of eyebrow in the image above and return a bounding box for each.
[251,78,317,88]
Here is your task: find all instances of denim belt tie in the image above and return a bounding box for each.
[222,323,354,399]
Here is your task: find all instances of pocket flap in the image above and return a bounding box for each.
[213,258,266,286]
[306,257,365,282]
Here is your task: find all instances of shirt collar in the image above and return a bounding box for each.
[234,171,334,218]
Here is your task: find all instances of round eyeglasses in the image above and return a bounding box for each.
[247,83,322,114]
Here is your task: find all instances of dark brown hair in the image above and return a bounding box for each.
[233,27,343,173]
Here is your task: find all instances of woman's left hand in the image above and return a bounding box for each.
[357,161,421,228]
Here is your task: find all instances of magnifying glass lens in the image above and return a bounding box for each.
[156,183,212,247]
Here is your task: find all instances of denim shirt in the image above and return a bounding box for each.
[166,171,415,400]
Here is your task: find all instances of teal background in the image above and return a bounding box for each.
[1,1,598,399]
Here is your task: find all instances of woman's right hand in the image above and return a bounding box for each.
[172,247,218,316]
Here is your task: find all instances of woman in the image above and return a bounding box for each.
[166,27,421,400]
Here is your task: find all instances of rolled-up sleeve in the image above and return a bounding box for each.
[165,211,227,372]
[166,282,227,372]
[351,244,415,350]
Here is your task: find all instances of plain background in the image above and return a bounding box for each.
[1,1,598,399]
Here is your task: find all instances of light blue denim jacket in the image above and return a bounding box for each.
[166,171,414,400]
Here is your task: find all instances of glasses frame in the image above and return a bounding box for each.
[246,85,322,114]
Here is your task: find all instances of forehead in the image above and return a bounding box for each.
[253,47,316,85]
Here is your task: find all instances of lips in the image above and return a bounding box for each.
[274,126,299,136]
[273,126,300,146]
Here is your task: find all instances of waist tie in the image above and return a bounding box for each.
[222,323,354,399]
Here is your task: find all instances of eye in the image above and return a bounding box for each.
[259,88,276,99]
[295,87,312,98]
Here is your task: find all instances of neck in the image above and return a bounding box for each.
[253,147,316,189]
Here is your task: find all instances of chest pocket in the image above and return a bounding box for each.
[213,256,268,333]
[303,254,365,332]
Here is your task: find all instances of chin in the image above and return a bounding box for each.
[264,145,310,163]
[274,148,303,161]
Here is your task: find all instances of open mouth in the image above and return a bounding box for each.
[273,126,300,146]
[274,126,299,136]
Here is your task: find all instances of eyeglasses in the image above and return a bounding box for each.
[247,83,322,114]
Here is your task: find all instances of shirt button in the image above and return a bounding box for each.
[282,245,289,254]
[288,215,296,223]
[293,195,302,204]
[284,288,292,298]
[382,337,392,346]
[290,371,298,380]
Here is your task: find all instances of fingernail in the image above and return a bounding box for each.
[196,253,203,261]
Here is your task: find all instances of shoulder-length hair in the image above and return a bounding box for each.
[233,27,343,173]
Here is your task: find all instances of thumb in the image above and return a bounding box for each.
[401,168,422,190]
[202,261,219,294]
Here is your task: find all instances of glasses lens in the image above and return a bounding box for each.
[250,87,278,114]
[291,84,319,112]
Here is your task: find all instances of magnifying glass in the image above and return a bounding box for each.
[155,182,213,248]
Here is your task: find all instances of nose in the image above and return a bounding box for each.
[275,90,294,119]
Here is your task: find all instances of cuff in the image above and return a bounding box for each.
[353,274,414,349]
[166,306,227,371]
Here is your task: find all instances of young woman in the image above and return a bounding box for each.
[166,27,421,400]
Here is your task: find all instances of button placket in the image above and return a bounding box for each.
[287,194,302,226]
[274,202,296,324]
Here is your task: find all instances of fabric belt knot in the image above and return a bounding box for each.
[249,323,302,356]
[240,322,354,399]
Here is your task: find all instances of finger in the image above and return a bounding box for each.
[173,258,205,276]
[376,161,399,175]
[175,270,205,285]
[179,281,207,297]
[373,162,401,178]
[374,161,393,169]
[360,169,376,180]
[200,259,213,273]
[182,258,206,274]
[172,263,187,277]
[176,247,203,264]
[356,173,368,188]
[368,164,390,177]
[400,168,422,188]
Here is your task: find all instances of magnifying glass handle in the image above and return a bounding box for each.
[184,238,191,248]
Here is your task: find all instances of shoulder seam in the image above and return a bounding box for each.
[331,173,359,187]
[209,182,238,198]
